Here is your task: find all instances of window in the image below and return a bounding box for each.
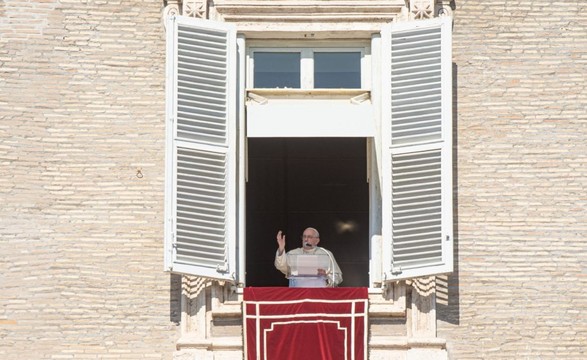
[253,52,301,88]
[249,48,366,89]
[164,15,454,287]
[314,52,361,88]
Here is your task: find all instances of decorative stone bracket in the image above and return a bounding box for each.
[410,0,435,20]
[183,0,208,18]
[411,0,454,19]
[164,0,180,18]
[164,0,207,19]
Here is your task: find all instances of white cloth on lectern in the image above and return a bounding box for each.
[274,247,343,287]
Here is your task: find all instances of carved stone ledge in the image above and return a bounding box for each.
[210,301,242,318]
[161,0,460,22]
[369,336,446,349]
[163,0,411,37]
[176,335,243,350]
[210,0,406,37]
[213,0,404,21]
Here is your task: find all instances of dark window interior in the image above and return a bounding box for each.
[245,138,370,287]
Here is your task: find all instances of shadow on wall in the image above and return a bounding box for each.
[437,62,460,325]
[170,273,182,325]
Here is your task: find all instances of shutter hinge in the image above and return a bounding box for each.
[446,235,451,241]
[391,266,402,275]
[170,233,177,259]
[216,264,229,274]
[166,233,176,272]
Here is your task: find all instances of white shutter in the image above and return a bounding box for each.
[164,16,238,281]
[380,17,453,281]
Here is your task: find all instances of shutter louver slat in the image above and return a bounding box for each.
[179,93,227,109]
[178,108,226,123]
[179,86,227,104]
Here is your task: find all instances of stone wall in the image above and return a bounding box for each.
[0,0,179,358]
[438,1,587,358]
[2,0,587,359]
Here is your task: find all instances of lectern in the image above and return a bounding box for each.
[286,253,330,288]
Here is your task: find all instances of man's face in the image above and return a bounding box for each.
[301,229,320,248]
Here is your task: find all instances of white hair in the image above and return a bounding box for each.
[304,227,320,238]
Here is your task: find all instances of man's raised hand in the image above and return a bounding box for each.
[276,230,286,255]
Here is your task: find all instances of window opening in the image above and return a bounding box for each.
[245,138,370,287]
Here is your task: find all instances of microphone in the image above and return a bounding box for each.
[304,242,313,248]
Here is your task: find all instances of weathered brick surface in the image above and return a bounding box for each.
[2,0,586,359]
[0,0,180,358]
[437,1,587,359]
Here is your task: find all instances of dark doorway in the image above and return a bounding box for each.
[245,138,370,287]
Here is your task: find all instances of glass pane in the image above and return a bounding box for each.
[253,52,301,88]
[314,52,361,89]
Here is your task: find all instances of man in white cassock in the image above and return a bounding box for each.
[274,227,343,287]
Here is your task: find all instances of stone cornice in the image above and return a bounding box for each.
[211,0,406,38]
[167,1,455,38]
[212,0,406,22]
[168,0,454,25]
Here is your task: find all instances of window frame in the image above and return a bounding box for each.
[247,43,371,90]
[164,16,454,289]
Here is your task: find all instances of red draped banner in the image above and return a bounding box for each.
[243,287,368,360]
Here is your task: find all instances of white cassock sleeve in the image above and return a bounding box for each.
[274,250,288,275]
